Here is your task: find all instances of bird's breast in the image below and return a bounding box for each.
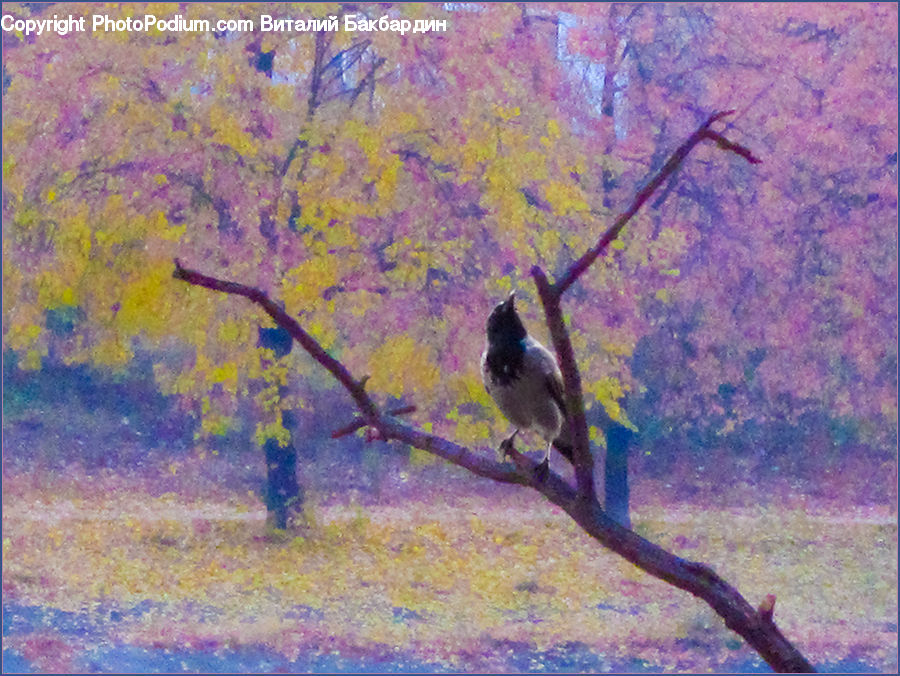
[482,340,524,387]
[482,356,563,441]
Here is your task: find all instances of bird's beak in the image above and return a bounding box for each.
[505,290,516,308]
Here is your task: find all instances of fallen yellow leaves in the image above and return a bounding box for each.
[2,471,896,671]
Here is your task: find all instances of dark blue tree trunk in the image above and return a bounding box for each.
[263,438,301,530]
[604,424,633,529]
[257,325,303,530]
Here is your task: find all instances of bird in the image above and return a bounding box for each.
[481,290,574,480]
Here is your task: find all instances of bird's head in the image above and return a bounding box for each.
[486,290,527,344]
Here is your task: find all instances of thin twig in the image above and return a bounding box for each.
[554,110,760,297]
[759,593,777,624]
[531,110,762,503]
[332,405,417,439]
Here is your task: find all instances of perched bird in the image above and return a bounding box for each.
[481,291,574,480]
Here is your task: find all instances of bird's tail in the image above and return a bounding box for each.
[552,418,575,464]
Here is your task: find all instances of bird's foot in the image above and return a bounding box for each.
[533,458,549,483]
[496,430,519,462]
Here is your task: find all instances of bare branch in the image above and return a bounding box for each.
[529,111,761,507]
[532,266,595,502]
[307,31,331,119]
[704,129,763,165]
[168,172,236,233]
[172,260,525,485]
[554,110,760,297]
[173,258,378,422]
[172,259,812,673]
[279,138,308,178]
[170,113,815,672]
[332,405,417,439]
[330,418,371,440]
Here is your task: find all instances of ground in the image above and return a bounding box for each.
[2,455,896,673]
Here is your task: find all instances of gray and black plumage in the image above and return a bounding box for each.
[481,291,574,479]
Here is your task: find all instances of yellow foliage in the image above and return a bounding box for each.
[344,119,380,163]
[600,338,634,358]
[94,193,152,253]
[281,256,339,309]
[201,412,234,437]
[375,154,403,204]
[265,83,294,111]
[541,119,562,148]
[486,274,515,299]
[307,146,345,176]
[255,418,291,447]
[36,270,78,310]
[306,316,338,353]
[391,110,423,133]
[543,179,589,216]
[259,359,290,387]
[209,362,239,395]
[254,383,281,413]
[11,206,39,231]
[494,105,521,121]
[455,373,495,411]
[153,210,186,241]
[346,290,377,318]
[587,376,637,431]
[208,104,257,157]
[484,161,528,234]
[116,264,173,338]
[454,415,493,445]
[8,469,891,673]
[535,230,561,258]
[520,150,549,181]
[368,334,439,398]
[546,118,561,139]
[5,323,42,353]
[20,348,44,370]
[89,335,133,369]
[409,447,436,466]
[460,131,497,174]
[217,320,249,346]
[247,348,268,380]
[57,202,93,259]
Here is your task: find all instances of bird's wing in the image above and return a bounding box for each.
[524,338,567,417]
[480,348,494,395]
[545,369,567,418]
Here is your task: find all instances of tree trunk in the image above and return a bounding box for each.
[263,437,302,530]
[604,423,633,528]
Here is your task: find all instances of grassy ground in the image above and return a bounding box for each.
[2,463,896,673]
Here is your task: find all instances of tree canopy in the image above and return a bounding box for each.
[3,2,896,477]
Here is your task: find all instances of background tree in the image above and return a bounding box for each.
[7,3,893,504]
